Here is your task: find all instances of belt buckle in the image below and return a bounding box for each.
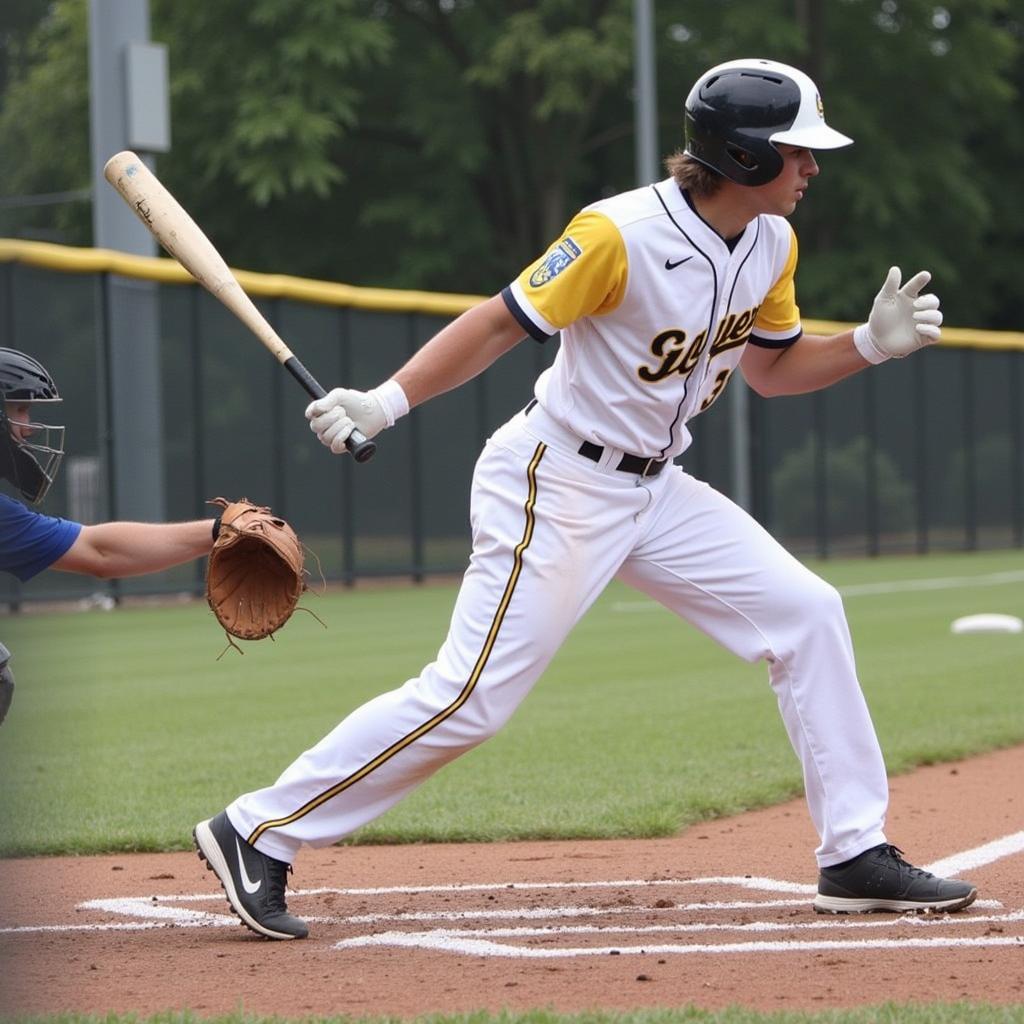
[640,457,656,478]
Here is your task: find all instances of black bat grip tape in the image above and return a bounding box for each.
[284,356,377,463]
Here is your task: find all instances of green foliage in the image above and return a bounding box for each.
[1,551,1022,856]
[0,0,90,242]
[156,0,391,205]
[1,1,1023,320]
[771,434,914,539]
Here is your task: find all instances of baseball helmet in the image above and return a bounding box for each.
[684,58,853,187]
[0,347,66,503]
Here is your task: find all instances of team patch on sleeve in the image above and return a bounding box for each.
[529,237,583,287]
[510,210,628,332]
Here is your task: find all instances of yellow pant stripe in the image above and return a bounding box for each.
[247,442,547,846]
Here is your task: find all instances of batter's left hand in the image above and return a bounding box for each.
[853,266,943,363]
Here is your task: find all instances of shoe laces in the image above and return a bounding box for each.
[881,844,934,880]
[265,860,293,912]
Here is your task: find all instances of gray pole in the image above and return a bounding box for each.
[633,0,658,186]
[728,377,752,511]
[88,0,170,527]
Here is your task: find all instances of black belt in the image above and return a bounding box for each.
[524,400,667,478]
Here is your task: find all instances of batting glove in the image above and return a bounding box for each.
[306,380,409,455]
[853,266,943,364]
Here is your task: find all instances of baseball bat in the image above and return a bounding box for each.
[102,150,376,463]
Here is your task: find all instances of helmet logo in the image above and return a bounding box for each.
[816,93,824,119]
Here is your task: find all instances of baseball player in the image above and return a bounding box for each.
[194,59,977,940]
[0,346,219,724]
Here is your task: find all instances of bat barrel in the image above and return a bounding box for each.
[104,150,376,464]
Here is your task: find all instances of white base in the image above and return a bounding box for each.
[950,613,1023,635]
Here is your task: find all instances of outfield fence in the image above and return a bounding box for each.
[2,239,1023,609]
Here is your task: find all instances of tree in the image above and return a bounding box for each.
[0,1,91,242]
[1,0,1022,323]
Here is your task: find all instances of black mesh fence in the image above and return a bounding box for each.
[1,251,1021,609]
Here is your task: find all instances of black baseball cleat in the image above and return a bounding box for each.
[814,843,977,914]
[194,811,309,940]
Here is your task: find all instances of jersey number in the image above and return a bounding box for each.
[700,368,732,412]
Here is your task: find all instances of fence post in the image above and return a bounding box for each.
[728,376,752,511]
[407,314,424,583]
[1012,352,1023,548]
[94,271,120,605]
[338,308,355,585]
[962,348,977,551]
[813,393,828,559]
[864,371,879,556]
[190,286,207,595]
[913,357,929,554]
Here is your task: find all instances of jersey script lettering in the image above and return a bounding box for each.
[638,305,760,383]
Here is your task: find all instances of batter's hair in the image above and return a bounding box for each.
[664,151,724,197]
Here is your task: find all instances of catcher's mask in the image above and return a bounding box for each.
[0,347,66,504]
[684,58,852,187]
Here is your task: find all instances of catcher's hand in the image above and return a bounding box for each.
[206,497,305,641]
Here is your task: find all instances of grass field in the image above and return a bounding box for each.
[1,549,1021,858]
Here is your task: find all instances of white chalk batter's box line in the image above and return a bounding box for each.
[3,830,1023,958]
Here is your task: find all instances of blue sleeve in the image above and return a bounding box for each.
[0,493,83,582]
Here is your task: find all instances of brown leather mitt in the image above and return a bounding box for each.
[206,497,305,640]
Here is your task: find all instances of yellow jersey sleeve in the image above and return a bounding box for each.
[506,210,628,337]
[751,225,801,344]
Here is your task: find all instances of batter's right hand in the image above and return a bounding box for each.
[306,387,387,454]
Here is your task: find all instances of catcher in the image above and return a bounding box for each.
[0,345,301,722]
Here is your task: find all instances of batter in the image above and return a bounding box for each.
[194,58,977,940]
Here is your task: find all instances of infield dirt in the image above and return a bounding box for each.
[2,745,1022,1018]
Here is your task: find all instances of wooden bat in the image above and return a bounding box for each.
[102,150,376,463]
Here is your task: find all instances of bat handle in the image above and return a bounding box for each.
[284,356,377,464]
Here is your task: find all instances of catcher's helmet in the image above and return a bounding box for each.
[684,58,852,187]
[0,347,65,504]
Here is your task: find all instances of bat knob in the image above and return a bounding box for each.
[347,430,377,463]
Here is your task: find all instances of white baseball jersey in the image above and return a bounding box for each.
[503,178,801,459]
[227,179,890,876]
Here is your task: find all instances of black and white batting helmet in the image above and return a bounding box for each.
[0,347,66,504]
[684,58,852,187]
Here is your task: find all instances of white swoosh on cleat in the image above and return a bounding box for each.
[235,838,262,895]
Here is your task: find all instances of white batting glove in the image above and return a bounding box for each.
[853,267,943,364]
[305,380,409,455]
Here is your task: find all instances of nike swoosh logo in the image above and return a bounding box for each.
[236,838,262,894]
[664,256,693,270]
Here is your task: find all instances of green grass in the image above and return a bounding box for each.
[5,1003,1023,1023]
[0,550,1022,857]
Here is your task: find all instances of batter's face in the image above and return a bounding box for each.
[754,144,820,216]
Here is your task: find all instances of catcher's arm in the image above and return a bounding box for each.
[52,519,216,578]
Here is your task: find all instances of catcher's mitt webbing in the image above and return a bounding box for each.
[205,497,305,641]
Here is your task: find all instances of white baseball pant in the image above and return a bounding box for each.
[228,405,889,867]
